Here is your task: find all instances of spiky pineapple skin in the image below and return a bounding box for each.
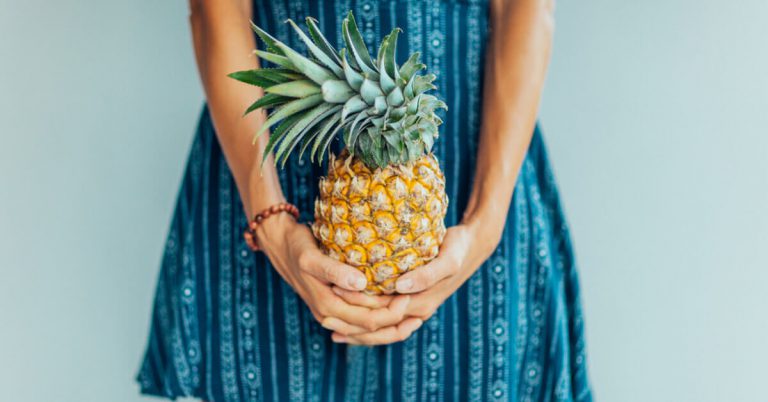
[312,150,448,294]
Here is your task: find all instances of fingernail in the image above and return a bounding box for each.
[332,334,348,343]
[320,318,334,330]
[332,286,344,296]
[396,278,413,293]
[348,276,367,290]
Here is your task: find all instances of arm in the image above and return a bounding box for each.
[329,0,556,345]
[189,1,411,331]
[189,0,282,218]
[462,0,555,246]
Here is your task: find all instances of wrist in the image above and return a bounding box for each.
[461,210,505,260]
[244,202,299,252]
[244,164,285,218]
[256,212,296,245]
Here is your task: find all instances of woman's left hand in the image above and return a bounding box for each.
[327,222,501,345]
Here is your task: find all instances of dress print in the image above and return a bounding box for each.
[137,1,592,401]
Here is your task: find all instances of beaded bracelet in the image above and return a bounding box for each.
[243,202,299,252]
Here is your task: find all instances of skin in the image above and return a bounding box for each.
[189,0,555,346]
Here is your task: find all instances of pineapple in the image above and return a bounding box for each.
[230,12,448,294]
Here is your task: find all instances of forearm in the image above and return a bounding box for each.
[189,0,284,217]
[462,0,555,245]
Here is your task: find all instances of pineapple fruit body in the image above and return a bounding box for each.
[312,151,447,294]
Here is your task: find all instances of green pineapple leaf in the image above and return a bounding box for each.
[251,22,285,55]
[228,69,281,88]
[342,12,378,77]
[382,28,401,80]
[306,17,343,66]
[244,93,290,116]
[311,114,341,163]
[265,80,321,97]
[275,41,336,85]
[260,112,304,164]
[254,50,296,70]
[286,19,344,77]
[275,104,339,167]
[399,52,425,82]
[321,79,355,103]
[254,93,324,140]
[340,49,364,91]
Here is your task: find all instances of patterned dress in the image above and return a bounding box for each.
[136,0,592,401]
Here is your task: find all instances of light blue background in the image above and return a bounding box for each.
[1,1,766,401]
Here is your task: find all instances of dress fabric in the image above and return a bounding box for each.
[136,0,592,401]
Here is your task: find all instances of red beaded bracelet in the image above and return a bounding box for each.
[243,202,299,252]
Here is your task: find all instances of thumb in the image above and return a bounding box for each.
[307,253,368,291]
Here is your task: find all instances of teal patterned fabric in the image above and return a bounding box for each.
[136,0,592,401]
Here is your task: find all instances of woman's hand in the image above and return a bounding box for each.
[328,222,501,345]
[255,213,413,333]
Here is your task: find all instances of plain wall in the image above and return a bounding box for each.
[1,1,766,401]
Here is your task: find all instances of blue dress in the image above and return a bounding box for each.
[137,1,592,401]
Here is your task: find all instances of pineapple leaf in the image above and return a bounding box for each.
[382,130,404,153]
[275,103,338,167]
[244,93,290,116]
[373,96,387,115]
[355,131,371,160]
[376,36,387,67]
[403,73,416,99]
[321,80,354,103]
[274,41,336,85]
[272,70,307,81]
[341,95,367,122]
[342,12,378,77]
[386,86,404,107]
[249,68,301,85]
[260,112,305,164]
[228,69,281,88]
[299,112,336,160]
[251,22,285,55]
[420,128,436,151]
[378,56,397,94]
[286,19,344,78]
[311,113,341,163]
[255,93,324,139]
[265,80,321,97]
[317,120,342,164]
[306,17,343,66]
[360,76,384,104]
[370,131,387,168]
[386,143,400,164]
[407,94,421,115]
[254,50,297,70]
[399,52,425,82]
[413,74,437,95]
[382,28,401,80]
[405,139,424,160]
[340,49,364,91]
[345,113,372,151]
[388,106,406,122]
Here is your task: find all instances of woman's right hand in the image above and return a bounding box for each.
[255,213,413,335]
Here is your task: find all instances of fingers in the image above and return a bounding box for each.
[320,317,369,336]
[300,250,367,291]
[332,318,424,345]
[395,254,458,294]
[331,286,393,309]
[301,269,409,332]
[316,292,411,332]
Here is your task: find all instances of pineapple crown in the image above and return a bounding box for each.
[229,11,447,169]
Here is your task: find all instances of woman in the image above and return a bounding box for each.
[137,0,592,400]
